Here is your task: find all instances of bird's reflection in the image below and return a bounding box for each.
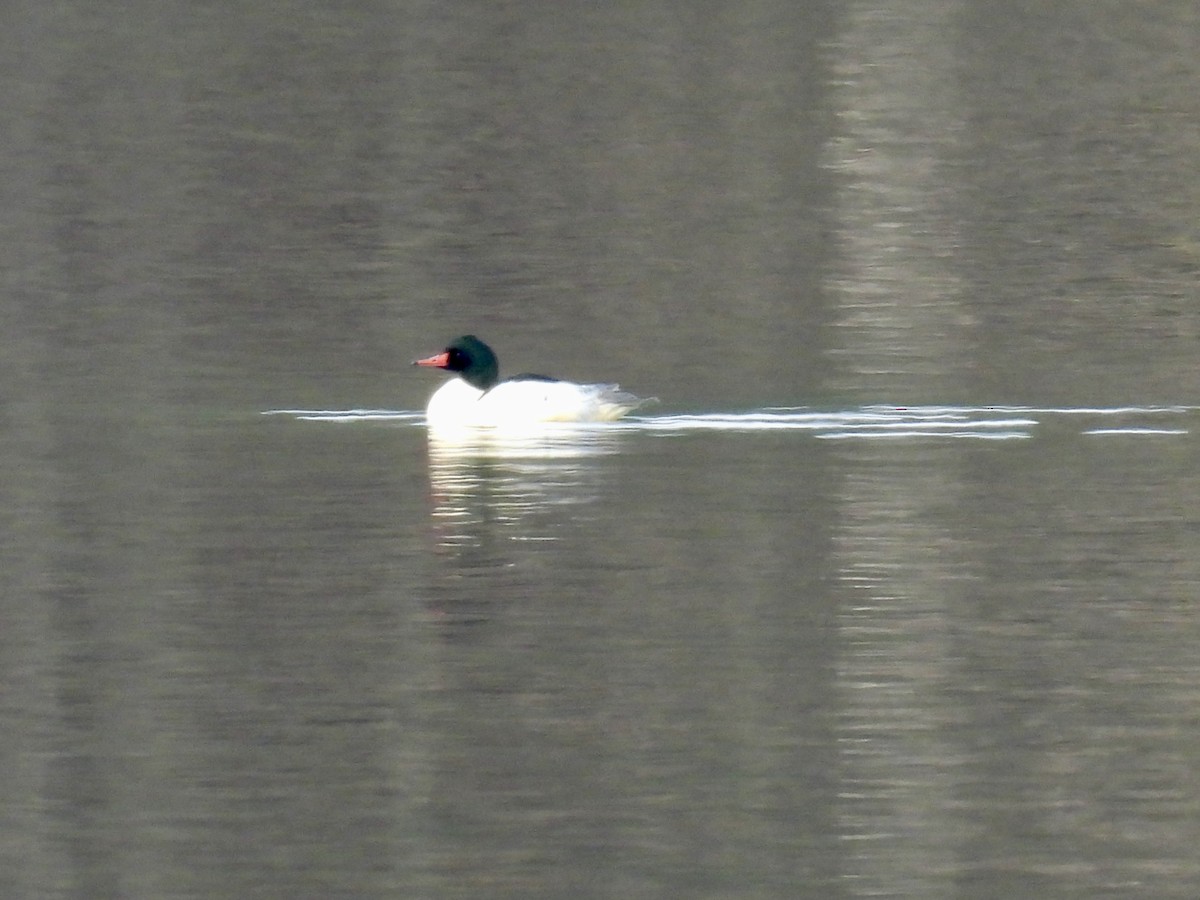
[422,425,624,633]
[426,427,623,541]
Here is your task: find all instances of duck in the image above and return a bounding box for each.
[413,335,648,428]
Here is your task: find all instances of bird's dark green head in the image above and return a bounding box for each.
[414,334,500,390]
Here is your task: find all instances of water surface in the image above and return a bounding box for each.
[4,2,1200,898]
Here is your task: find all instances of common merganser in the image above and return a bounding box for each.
[413,335,648,428]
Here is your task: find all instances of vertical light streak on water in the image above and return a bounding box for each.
[830,444,971,898]
[818,0,1000,889]
[821,2,973,407]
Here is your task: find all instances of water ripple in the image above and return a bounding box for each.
[263,405,1194,441]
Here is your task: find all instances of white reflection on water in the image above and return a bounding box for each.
[422,425,624,552]
[1082,427,1190,436]
[265,404,1194,440]
[629,408,1037,439]
[263,409,426,423]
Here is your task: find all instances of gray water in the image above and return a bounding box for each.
[3,3,1200,898]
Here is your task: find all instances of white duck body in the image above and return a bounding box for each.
[416,335,647,431]
[425,375,643,429]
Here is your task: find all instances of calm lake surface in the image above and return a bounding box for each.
[3,2,1200,898]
